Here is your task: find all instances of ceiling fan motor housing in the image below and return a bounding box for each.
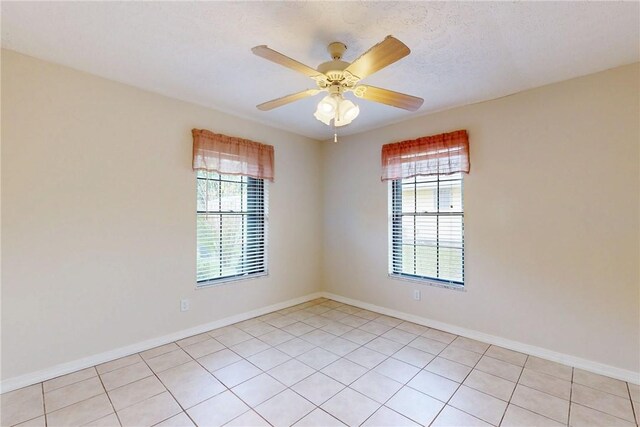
[315,41,359,87]
[317,60,349,79]
[327,41,347,60]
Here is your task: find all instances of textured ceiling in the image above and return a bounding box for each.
[2,1,639,140]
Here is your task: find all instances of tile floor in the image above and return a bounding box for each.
[2,298,639,427]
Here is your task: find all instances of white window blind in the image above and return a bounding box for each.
[197,171,268,285]
[389,173,464,286]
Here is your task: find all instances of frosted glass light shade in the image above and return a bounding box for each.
[314,94,359,127]
[336,99,359,127]
[314,95,337,125]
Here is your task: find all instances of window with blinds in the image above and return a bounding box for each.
[196,171,268,285]
[389,173,464,286]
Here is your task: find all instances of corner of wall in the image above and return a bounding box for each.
[318,138,329,293]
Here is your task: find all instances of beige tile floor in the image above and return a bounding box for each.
[2,298,639,427]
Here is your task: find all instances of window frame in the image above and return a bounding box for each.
[196,172,268,288]
[388,173,465,289]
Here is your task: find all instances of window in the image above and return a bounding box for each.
[196,171,268,285]
[389,173,464,286]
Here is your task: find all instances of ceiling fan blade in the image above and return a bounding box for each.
[354,85,423,111]
[257,89,321,111]
[252,45,323,78]
[344,36,410,80]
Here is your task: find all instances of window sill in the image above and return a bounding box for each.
[388,273,466,292]
[196,272,268,289]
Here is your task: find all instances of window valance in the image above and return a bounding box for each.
[381,129,470,181]
[192,129,275,182]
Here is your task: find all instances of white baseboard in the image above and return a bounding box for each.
[3,290,637,393]
[321,292,640,385]
[0,292,323,394]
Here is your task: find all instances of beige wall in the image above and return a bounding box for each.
[322,64,640,373]
[1,50,323,380]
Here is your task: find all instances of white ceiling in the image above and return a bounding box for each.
[2,1,638,140]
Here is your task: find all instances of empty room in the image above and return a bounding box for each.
[1,2,639,427]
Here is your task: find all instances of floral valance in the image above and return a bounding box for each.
[192,129,274,182]
[381,129,470,181]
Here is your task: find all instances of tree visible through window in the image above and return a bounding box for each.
[390,173,464,285]
[197,171,267,284]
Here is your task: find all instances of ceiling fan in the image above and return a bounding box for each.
[251,36,424,131]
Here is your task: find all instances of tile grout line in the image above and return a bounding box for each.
[627,382,639,427]
[94,367,123,427]
[567,364,574,427]
[136,370,186,427]
[190,342,277,427]
[258,339,350,426]
[222,380,275,427]
[356,333,478,426]
[187,301,331,426]
[265,325,372,426]
[348,324,507,425]
[40,372,118,424]
[192,299,344,426]
[472,355,575,426]
[176,308,308,425]
[363,325,458,423]
[235,311,415,425]
[570,401,637,426]
[427,340,493,426]
[140,338,226,426]
[182,327,278,426]
[573,379,638,399]
[37,372,106,422]
[308,407,345,426]
[41,382,47,427]
[299,320,408,425]
[277,312,367,425]
[348,320,637,425]
[464,346,635,425]
[568,374,637,424]
[517,365,634,414]
[497,354,529,427]
[357,338,432,426]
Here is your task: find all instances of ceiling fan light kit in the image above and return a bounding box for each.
[314,84,360,127]
[252,35,424,138]
[314,95,360,127]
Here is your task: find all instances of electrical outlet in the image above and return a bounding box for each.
[413,289,421,301]
[180,299,190,312]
